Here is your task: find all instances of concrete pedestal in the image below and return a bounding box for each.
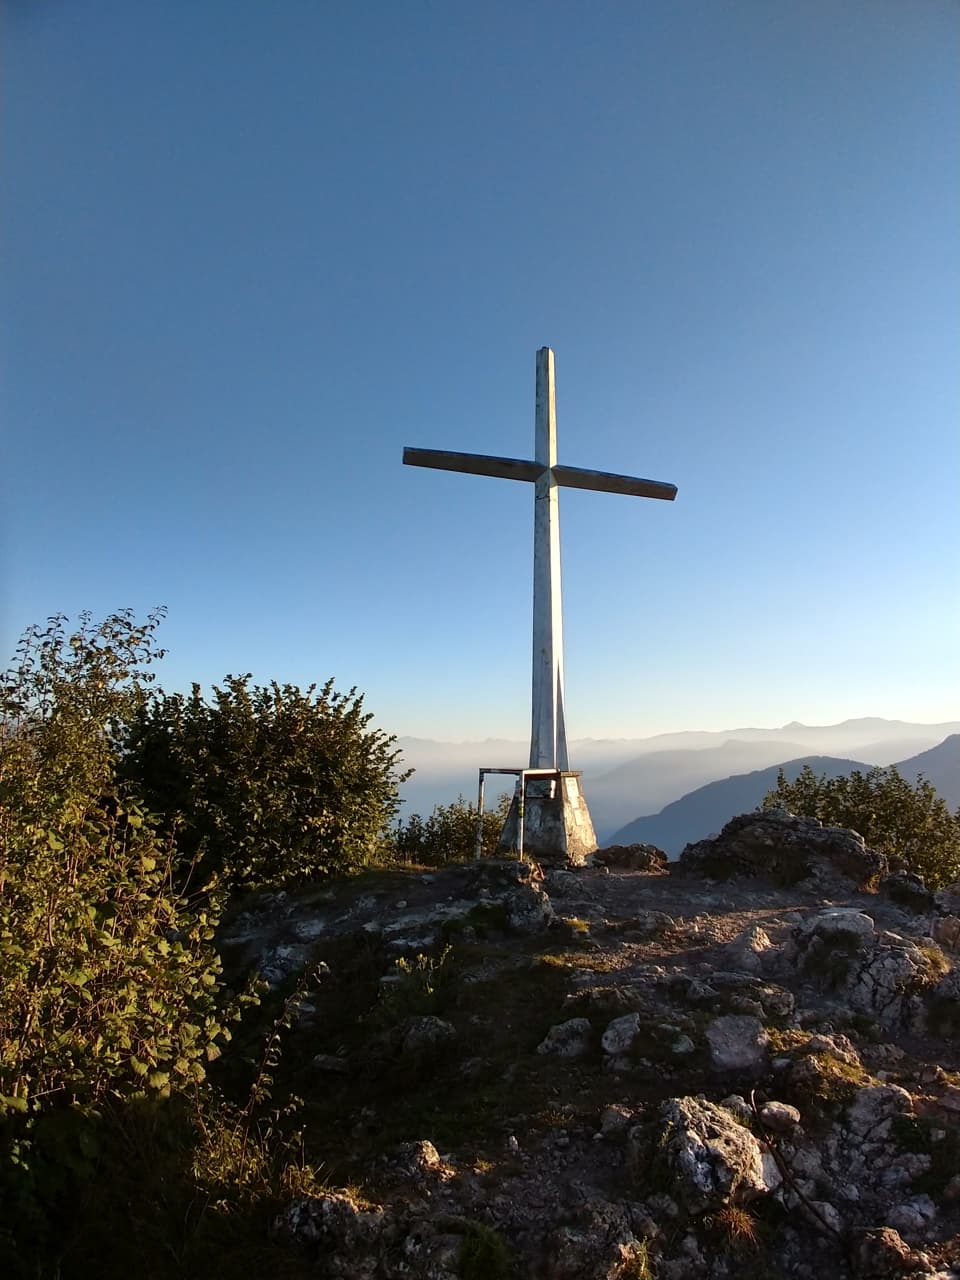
[497,771,598,867]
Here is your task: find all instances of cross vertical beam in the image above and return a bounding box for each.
[402,347,677,795]
[531,348,568,770]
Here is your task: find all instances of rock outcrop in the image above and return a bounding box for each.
[678,807,887,888]
[223,811,960,1279]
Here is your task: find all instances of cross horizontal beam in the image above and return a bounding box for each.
[551,465,677,501]
[402,447,542,483]
[403,447,677,501]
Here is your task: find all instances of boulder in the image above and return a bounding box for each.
[543,1198,658,1280]
[593,843,669,873]
[791,913,946,1030]
[601,1013,641,1056]
[537,1017,594,1058]
[759,1100,801,1132]
[851,1227,921,1278]
[725,924,774,974]
[845,1084,914,1145]
[400,1016,457,1061]
[272,1191,392,1276]
[879,871,935,913]
[932,915,960,952]
[884,1194,938,1240]
[927,964,960,1033]
[651,1096,780,1214]
[678,808,886,888]
[705,1015,769,1075]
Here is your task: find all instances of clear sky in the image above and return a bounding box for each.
[2,0,958,743]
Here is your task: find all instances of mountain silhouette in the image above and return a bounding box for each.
[893,734,960,809]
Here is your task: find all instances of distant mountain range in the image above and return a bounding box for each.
[607,755,871,854]
[396,720,960,833]
[584,739,813,836]
[608,734,960,856]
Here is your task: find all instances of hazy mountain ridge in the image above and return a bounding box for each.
[894,733,960,809]
[396,719,960,825]
[607,755,872,854]
[608,734,960,855]
[584,739,813,836]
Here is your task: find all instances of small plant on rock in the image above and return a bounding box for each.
[710,1203,761,1253]
[620,1239,653,1280]
[457,1220,514,1280]
[373,945,457,1026]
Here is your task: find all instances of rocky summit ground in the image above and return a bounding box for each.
[218,810,960,1280]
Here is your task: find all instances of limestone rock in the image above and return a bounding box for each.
[759,1100,801,1132]
[851,1227,920,1278]
[544,1228,647,1280]
[884,1195,938,1240]
[259,942,314,988]
[846,1084,914,1140]
[719,1094,753,1124]
[792,913,943,1030]
[652,1095,780,1214]
[678,808,886,888]
[799,908,877,944]
[880,871,935,913]
[537,1017,594,1058]
[726,923,774,973]
[601,1013,641,1056]
[804,1031,862,1066]
[544,1198,658,1279]
[400,1016,457,1061]
[599,1104,636,1137]
[499,873,555,932]
[393,1139,453,1181]
[593,843,668,873]
[931,915,960,953]
[705,1015,769,1074]
[272,1191,392,1276]
[926,963,960,1033]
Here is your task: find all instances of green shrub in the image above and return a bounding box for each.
[763,764,960,888]
[0,611,227,1111]
[372,945,458,1027]
[458,1220,514,1279]
[396,792,512,865]
[0,611,232,1272]
[120,674,411,889]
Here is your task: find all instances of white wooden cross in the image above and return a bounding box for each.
[403,347,677,772]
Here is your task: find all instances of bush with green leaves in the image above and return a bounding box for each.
[0,611,236,1273]
[395,792,513,865]
[120,674,410,889]
[0,610,229,1113]
[763,763,960,888]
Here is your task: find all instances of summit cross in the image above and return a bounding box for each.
[403,347,677,772]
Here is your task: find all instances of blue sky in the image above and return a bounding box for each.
[2,0,958,743]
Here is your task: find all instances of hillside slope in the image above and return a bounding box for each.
[895,733,960,809]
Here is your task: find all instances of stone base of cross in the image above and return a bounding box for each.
[404,347,677,865]
[497,770,597,866]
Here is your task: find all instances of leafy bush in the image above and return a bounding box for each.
[120,674,411,889]
[395,792,512,865]
[0,611,234,1273]
[0,611,228,1112]
[763,764,960,887]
